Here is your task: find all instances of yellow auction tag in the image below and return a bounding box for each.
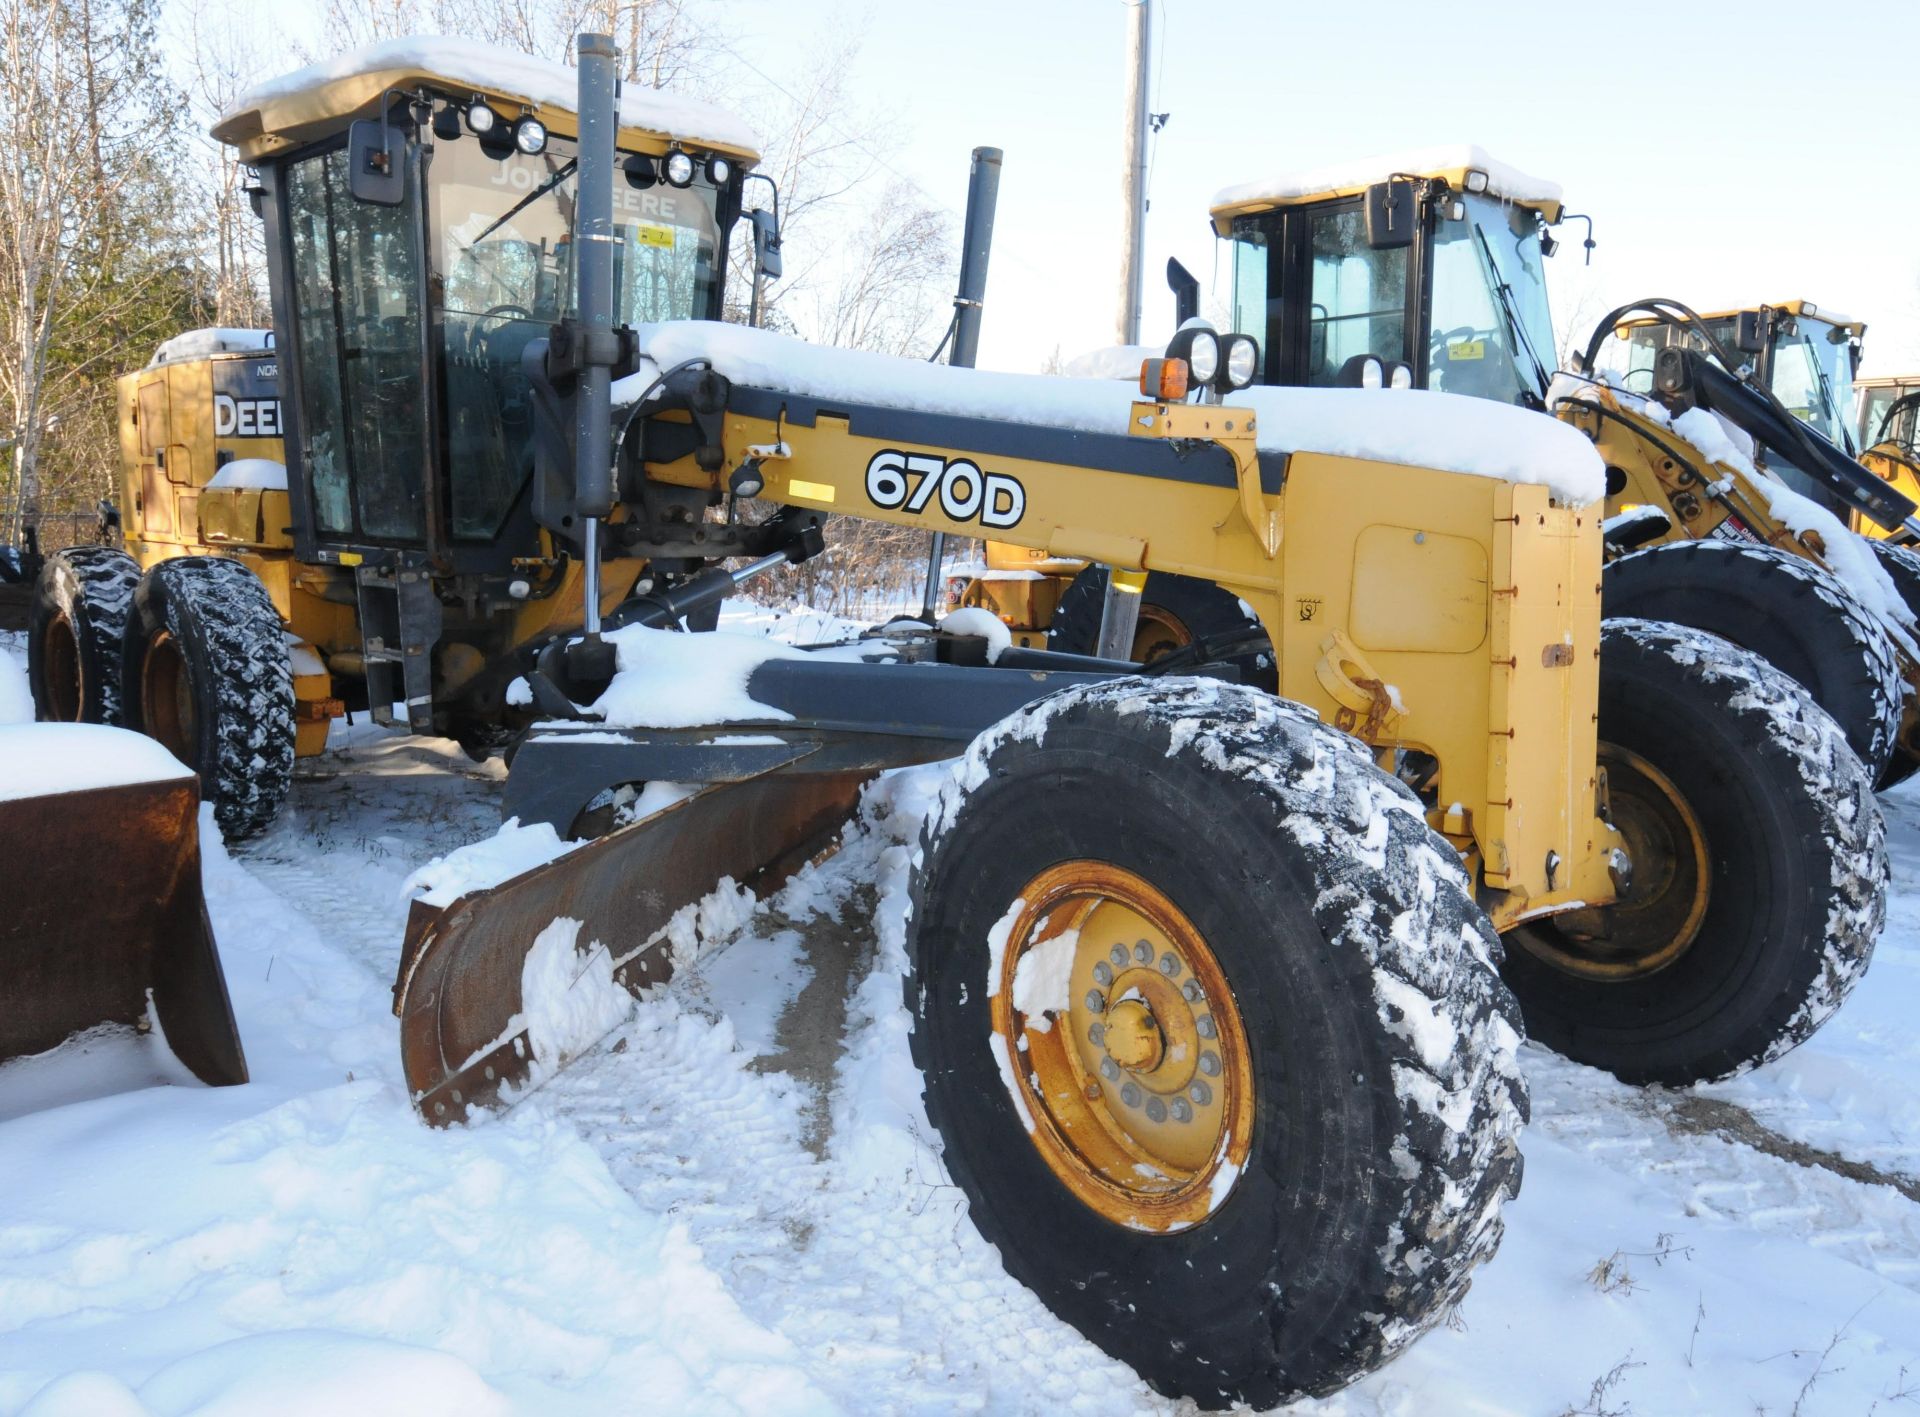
[1447,339,1485,361]
[787,478,837,504]
[635,223,676,249]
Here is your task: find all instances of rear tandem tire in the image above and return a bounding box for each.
[26,545,141,724]
[1046,566,1275,688]
[122,556,295,840]
[1602,539,1904,781]
[907,677,1527,1408]
[1502,618,1884,1085]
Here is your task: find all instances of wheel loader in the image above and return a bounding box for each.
[20,55,1891,1405]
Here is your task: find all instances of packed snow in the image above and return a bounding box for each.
[3,616,1920,1413]
[0,639,30,724]
[587,622,805,728]
[146,328,271,368]
[221,36,759,154]
[937,606,1012,662]
[1210,143,1562,216]
[0,722,191,802]
[619,321,1606,506]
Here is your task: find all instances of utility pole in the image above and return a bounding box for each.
[1116,0,1151,347]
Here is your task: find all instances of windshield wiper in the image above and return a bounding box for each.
[469,158,579,248]
[1805,347,1856,457]
[1472,225,1552,404]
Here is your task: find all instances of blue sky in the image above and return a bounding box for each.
[194,0,1920,378]
[719,0,1920,377]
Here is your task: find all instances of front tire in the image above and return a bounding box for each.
[908,678,1526,1408]
[1864,537,1920,788]
[122,557,295,840]
[1502,619,1884,1084]
[26,545,140,724]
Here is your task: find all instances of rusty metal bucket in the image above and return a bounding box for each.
[395,770,868,1125]
[0,775,247,1087]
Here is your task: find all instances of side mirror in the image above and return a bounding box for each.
[348,119,405,205]
[1364,180,1416,250]
[748,207,783,281]
[1167,257,1200,327]
[1733,310,1766,355]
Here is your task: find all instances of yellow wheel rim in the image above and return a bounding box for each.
[1130,604,1192,665]
[1514,744,1711,981]
[990,861,1254,1232]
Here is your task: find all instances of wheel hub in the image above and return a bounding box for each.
[990,861,1253,1232]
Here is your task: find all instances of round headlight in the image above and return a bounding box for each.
[1359,356,1384,389]
[466,100,496,135]
[1388,363,1413,390]
[515,117,547,155]
[1185,330,1220,384]
[1224,335,1259,389]
[664,150,696,187]
[705,155,733,186]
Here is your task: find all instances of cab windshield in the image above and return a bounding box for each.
[1427,193,1555,406]
[1859,384,1920,450]
[429,131,722,539]
[1761,316,1857,454]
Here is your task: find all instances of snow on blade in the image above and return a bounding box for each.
[221,36,759,154]
[1210,143,1562,213]
[0,723,191,803]
[518,918,634,1075]
[589,623,805,729]
[620,321,1605,506]
[400,817,581,909]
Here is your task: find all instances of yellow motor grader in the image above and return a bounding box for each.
[1202,151,1920,792]
[16,58,1892,1410]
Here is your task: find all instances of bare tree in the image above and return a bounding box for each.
[0,0,194,544]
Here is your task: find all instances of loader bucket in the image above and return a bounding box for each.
[395,770,870,1125]
[0,775,247,1087]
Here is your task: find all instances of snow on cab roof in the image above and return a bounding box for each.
[148,328,274,368]
[214,35,759,163]
[1210,144,1563,231]
[619,322,1604,508]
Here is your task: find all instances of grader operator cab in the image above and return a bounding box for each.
[15,49,1892,1409]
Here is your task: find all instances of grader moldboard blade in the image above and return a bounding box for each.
[0,775,247,1087]
[394,769,871,1125]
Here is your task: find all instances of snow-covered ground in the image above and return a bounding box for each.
[3,617,1920,1415]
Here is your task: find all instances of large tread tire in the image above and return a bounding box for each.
[1603,539,1904,780]
[25,545,140,724]
[122,556,295,840]
[1502,619,1884,1085]
[907,677,1527,1408]
[1047,566,1275,688]
[1865,537,1920,789]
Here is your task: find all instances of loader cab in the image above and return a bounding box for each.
[212,40,759,574]
[1212,149,1564,408]
[1858,375,1920,453]
[1619,302,1865,456]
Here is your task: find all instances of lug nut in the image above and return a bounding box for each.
[1199,1051,1221,1077]
[1109,944,1127,967]
[1189,1080,1211,1106]
[1159,953,1181,976]
[1121,1082,1143,1108]
[1085,1082,1102,1100]
[1182,980,1203,1003]
[1133,940,1153,963]
[1089,1022,1106,1046]
[1145,1096,1167,1123]
[1196,1015,1217,1040]
[1171,1096,1193,1123]
[1085,990,1106,1013]
[1100,1057,1119,1080]
[1093,961,1113,986]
